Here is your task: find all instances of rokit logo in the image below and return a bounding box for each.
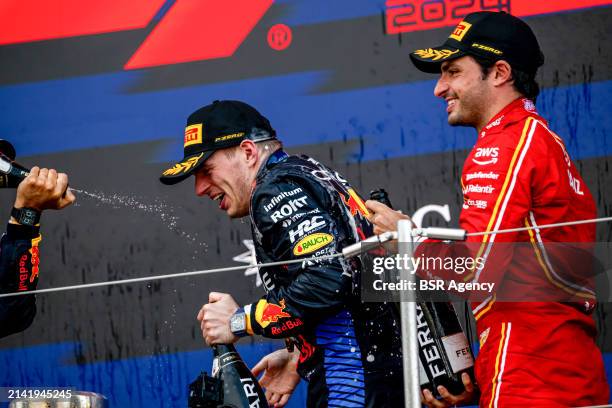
[270,196,308,223]
[472,147,499,165]
[289,216,326,243]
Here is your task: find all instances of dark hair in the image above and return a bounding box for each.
[474,56,540,102]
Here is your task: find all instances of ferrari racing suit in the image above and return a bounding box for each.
[453,98,608,407]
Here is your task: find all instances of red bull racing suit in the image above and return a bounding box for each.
[243,150,404,407]
[0,223,41,338]
[452,98,608,407]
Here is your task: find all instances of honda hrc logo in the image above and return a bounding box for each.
[0,0,273,69]
[289,216,326,243]
[472,147,499,165]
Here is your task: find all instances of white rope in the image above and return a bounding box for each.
[0,216,610,299]
[466,216,612,237]
[0,253,343,298]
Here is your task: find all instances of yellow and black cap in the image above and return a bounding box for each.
[160,100,276,185]
[410,11,544,74]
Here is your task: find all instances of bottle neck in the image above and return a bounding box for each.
[213,344,237,356]
[0,155,29,179]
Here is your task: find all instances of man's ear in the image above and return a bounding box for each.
[492,60,513,87]
[240,139,259,167]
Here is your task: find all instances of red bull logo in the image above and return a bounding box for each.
[343,189,370,217]
[30,236,41,282]
[18,254,28,291]
[256,299,291,328]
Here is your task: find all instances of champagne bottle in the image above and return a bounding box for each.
[369,188,393,208]
[368,189,475,398]
[416,302,475,397]
[0,153,29,188]
[189,344,269,408]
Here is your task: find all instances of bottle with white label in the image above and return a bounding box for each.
[416,302,475,397]
[189,344,269,408]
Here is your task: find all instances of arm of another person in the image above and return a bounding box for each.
[0,167,75,338]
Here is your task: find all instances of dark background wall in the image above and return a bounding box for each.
[0,1,611,406]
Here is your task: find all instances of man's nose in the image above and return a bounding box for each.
[195,174,211,196]
[434,76,448,98]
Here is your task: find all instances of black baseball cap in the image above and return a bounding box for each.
[160,100,276,185]
[410,11,544,74]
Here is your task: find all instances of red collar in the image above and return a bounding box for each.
[480,98,540,138]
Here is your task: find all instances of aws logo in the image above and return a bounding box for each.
[472,147,499,165]
[0,0,274,69]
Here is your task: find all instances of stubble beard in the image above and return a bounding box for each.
[447,82,489,129]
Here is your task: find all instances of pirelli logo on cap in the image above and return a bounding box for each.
[449,21,471,42]
[184,124,203,148]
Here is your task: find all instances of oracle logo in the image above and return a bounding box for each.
[0,0,274,69]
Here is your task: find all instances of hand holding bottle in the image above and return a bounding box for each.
[197,292,239,345]
[14,166,75,212]
[422,372,477,407]
[365,199,412,235]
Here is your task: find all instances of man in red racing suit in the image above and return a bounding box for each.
[456,97,608,407]
[367,11,609,408]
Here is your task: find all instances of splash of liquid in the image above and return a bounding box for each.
[71,188,207,250]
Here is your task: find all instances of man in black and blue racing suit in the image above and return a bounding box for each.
[160,100,404,407]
